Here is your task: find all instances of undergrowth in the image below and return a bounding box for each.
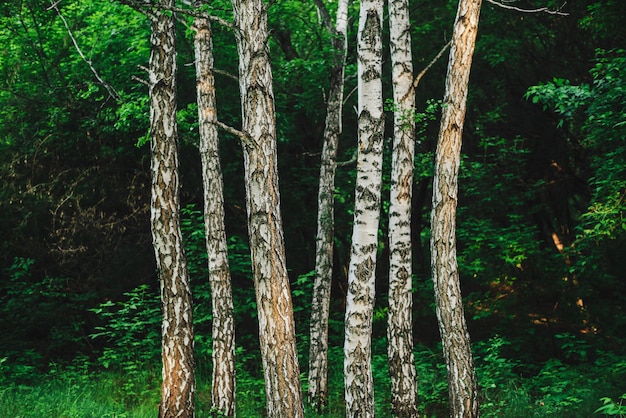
[1,337,624,417]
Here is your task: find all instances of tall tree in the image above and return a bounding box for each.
[430,0,482,416]
[192,11,236,417]
[343,0,384,415]
[230,0,305,415]
[307,0,349,411]
[386,0,418,413]
[148,0,195,416]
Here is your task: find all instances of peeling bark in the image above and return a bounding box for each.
[430,0,482,417]
[343,0,384,416]
[148,2,195,416]
[231,0,304,416]
[192,14,236,417]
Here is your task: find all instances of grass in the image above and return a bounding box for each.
[1,343,624,417]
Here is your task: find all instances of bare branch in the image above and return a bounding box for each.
[485,0,568,15]
[337,149,357,167]
[215,121,256,149]
[48,0,120,101]
[119,0,234,29]
[311,0,334,34]
[131,74,150,87]
[213,68,239,82]
[413,40,451,92]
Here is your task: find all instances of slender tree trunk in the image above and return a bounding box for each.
[230,0,304,416]
[387,0,418,413]
[307,0,349,411]
[343,0,384,416]
[192,14,236,417]
[430,0,482,416]
[148,2,195,416]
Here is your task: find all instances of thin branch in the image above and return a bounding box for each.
[215,121,256,149]
[213,68,239,82]
[119,0,234,29]
[414,40,451,90]
[400,40,451,103]
[337,149,357,167]
[311,0,334,34]
[486,0,569,15]
[131,74,150,87]
[48,0,121,100]
[343,84,357,105]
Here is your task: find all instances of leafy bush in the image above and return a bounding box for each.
[596,394,626,417]
[90,284,160,405]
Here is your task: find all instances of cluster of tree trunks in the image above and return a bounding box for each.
[142,0,483,415]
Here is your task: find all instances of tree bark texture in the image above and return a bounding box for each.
[193,15,236,417]
[343,1,384,417]
[231,0,305,416]
[387,0,418,413]
[149,2,195,416]
[430,0,482,417]
[307,0,349,411]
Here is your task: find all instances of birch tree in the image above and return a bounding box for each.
[230,0,305,415]
[307,0,349,411]
[386,0,418,413]
[148,1,195,415]
[192,12,236,417]
[343,0,384,415]
[430,0,482,416]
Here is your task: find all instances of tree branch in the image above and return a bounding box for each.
[337,149,357,167]
[48,0,121,101]
[311,0,334,34]
[119,0,234,29]
[215,121,256,149]
[485,0,568,15]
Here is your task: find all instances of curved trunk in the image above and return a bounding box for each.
[193,15,236,417]
[307,0,349,411]
[148,2,195,416]
[343,1,384,416]
[387,0,418,413]
[231,0,304,416]
[430,0,482,416]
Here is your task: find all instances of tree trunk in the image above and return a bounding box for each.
[307,0,349,411]
[148,2,195,416]
[343,0,384,416]
[387,0,418,413]
[192,14,236,417]
[230,0,305,416]
[430,0,482,417]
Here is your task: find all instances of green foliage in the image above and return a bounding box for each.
[0,258,90,378]
[89,284,160,404]
[596,394,626,417]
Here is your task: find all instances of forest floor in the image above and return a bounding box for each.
[1,342,624,417]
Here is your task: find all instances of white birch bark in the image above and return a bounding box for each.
[307,0,349,411]
[387,0,418,413]
[343,0,384,416]
[148,2,195,416]
[230,0,305,416]
[430,0,482,416]
[192,15,236,417]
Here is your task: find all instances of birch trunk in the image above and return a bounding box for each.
[307,0,349,411]
[387,0,418,413]
[192,15,236,417]
[430,0,482,416]
[231,0,304,416]
[343,0,384,416]
[148,2,195,416]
